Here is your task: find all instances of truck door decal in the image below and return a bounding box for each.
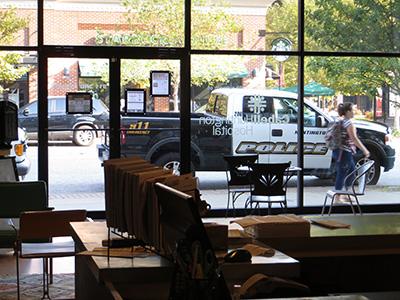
[235,141,328,155]
[127,122,150,135]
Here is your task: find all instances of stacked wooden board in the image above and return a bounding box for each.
[103,156,198,249]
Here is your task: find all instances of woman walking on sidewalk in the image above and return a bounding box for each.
[333,102,370,199]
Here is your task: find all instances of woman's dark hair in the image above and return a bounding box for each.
[337,102,353,116]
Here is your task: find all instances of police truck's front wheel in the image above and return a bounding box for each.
[155,153,181,175]
[355,152,380,185]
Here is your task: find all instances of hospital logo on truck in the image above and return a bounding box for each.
[248,95,267,115]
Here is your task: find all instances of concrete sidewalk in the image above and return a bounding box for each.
[200,185,400,210]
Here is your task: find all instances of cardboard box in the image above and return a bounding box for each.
[232,214,310,238]
[204,222,228,250]
[228,229,253,247]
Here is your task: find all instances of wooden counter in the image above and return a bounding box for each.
[208,214,400,294]
[259,214,400,258]
[71,221,172,300]
[71,221,300,300]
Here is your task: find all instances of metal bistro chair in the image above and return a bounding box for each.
[322,160,375,215]
[14,210,87,300]
[223,154,258,217]
[247,162,291,215]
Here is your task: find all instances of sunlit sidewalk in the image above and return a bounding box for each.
[200,185,400,210]
[48,185,400,212]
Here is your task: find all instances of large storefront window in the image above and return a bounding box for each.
[3,0,399,214]
[46,58,109,210]
[0,51,38,180]
[43,0,184,47]
[119,59,182,174]
[303,56,399,207]
[191,54,302,210]
[191,0,298,51]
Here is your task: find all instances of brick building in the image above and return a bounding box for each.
[1,0,274,109]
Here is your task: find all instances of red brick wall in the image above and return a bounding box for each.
[153,97,169,112]
[28,68,38,102]
[48,59,78,96]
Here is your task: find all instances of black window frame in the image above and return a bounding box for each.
[1,0,399,217]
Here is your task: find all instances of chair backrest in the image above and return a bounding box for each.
[349,160,375,195]
[223,154,258,186]
[250,162,291,197]
[19,210,87,241]
[0,156,19,181]
[0,181,48,218]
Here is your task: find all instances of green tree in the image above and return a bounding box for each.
[0,8,30,99]
[95,0,244,110]
[266,0,400,101]
[307,0,400,94]
[307,0,400,126]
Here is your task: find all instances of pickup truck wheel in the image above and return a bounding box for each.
[155,153,181,175]
[355,153,380,185]
[73,125,95,146]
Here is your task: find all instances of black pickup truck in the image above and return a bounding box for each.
[98,88,396,184]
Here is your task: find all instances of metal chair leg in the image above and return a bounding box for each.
[16,249,20,300]
[353,195,363,215]
[248,196,254,215]
[232,193,237,217]
[50,258,53,284]
[232,192,243,218]
[328,194,335,215]
[225,191,231,217]
[283,198,288,212]
[348,195,355,215]
[322,194,329,215]
[42,258,50,299]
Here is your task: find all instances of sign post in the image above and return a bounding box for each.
[271,38,292,89]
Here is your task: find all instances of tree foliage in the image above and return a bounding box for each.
[97,0,241,49]
[307,0,400,96]
[95,0,245,96]
[115,56,246,89]
[0,7,28,45]
[265,0,400,97]
[0,8,30,94]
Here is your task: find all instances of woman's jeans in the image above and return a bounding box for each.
[332,149,355,190]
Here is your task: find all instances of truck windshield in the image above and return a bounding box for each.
[206,93,228,117]
[273,97,317,126]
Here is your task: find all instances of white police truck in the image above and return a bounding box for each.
[98,88,395,184]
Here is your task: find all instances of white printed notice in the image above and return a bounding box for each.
[151,71,170,96]
[127,90,145,113]
[67,93,92,114]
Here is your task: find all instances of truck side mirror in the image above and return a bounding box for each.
[23,108,29,116]
[317,116,327,127]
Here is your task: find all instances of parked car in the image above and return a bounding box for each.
[10,127,31,179]
[18,96,109,146]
